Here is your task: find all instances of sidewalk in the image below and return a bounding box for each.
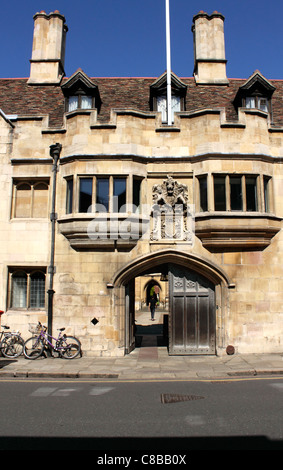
[1,347,283,381]
[2,309,283,381]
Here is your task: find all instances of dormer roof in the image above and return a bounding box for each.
[150,71,187,95]
[238,70,276,96]
[61,69,100,97]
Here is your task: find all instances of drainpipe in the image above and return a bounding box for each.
[48,143,62,338]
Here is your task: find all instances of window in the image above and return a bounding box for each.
[213,175,259,212]
[245,96,268,112]
[66,178,73,214]
[96,177,109,211]
[30,272,45,308]
[133,177,142,213]
[113,178,126,212]
[214,176,226,211]
[157,95,181,123]
[12,180,49,218]
[79,178,92,213]
[264,176,271,213]
[9,269,46,309]
[11,271,27,308]
[67,94,94,112]
[198,174,272,214]
[230,176,242,211]
[245,176,257,212]
[198,176,208,212]
[234,71,275,118]
[150,72,187,124]
[62,70,101,114]
[76,176,143,214]
[78,176,131,213]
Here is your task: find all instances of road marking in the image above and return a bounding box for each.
[89,387,114,395]
[31,387,57,396]
[53,388,80,396]
[30,386,114,397]
[270,383,283,391]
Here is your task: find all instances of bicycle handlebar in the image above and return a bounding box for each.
[37,322,47,332]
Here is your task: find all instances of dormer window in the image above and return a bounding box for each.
[68,94,94,112]
[234,70,275,117]
[150,72,187,124]
[245,96,268,112]
[156,95,181,123]
[61,69,101,114]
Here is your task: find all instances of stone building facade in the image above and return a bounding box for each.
[0,10,283,356]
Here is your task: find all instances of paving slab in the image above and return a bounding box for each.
[1,349,283,380]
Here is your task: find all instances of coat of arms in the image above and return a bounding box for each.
[150,175,192,241]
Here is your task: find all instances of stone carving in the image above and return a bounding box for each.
[150,175,192,241]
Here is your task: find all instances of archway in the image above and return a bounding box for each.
[111,249,232,355]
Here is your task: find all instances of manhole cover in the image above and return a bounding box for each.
[161,393,205,404]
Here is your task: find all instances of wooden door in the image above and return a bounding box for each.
[169,264,215,355]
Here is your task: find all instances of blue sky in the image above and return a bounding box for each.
[0,0,282,80]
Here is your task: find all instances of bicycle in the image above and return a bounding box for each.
[23,322,82,360]
[0,324,25,359]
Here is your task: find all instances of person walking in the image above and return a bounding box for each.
[149,295,157,321]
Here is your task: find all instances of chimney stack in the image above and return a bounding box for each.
[192,11,228,85]
[28,10,68,85]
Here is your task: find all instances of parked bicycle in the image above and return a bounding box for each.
[23,322,81,360]
[0,324,25,358]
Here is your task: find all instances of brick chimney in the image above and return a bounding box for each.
[28,10,68,85]
[192,11,228,85]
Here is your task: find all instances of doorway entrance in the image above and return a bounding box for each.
[125,262,216,355]
[169,263,215,355]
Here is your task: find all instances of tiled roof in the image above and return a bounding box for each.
[0,79,64,128]
[0,76,282,128]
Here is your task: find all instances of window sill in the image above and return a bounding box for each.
[7,308,46,313]
[195,212,282,250]
[10,217,49,221]
[65,108,94,118]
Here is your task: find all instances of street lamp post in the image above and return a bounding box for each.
[47,143,62,338]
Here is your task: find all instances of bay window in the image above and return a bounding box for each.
[197,174,271,214]
[77,175,140,214]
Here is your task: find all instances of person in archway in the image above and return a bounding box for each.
[149,294,158,321]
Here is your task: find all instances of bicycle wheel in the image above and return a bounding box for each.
[23,336,44,359]
[1,335,24,358]
[60,336,81,359]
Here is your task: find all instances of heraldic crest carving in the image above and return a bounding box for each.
[150,175,192,241]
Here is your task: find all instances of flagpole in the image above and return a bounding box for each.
[166,0,172,125]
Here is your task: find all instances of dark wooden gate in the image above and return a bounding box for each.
[169,264,215,355]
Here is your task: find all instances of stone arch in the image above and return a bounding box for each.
[110,249,233,355]
[111,248,233,289]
